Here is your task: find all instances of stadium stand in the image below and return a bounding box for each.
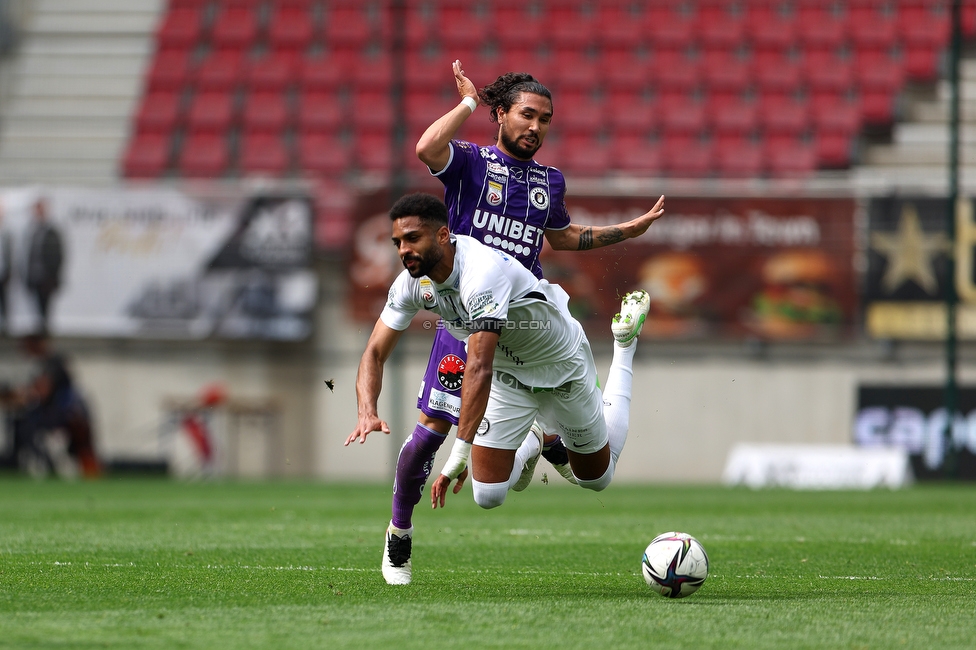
[0,0,967,185]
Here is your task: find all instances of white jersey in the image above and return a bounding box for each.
[381,235,585,388]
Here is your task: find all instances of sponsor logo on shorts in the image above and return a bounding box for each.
[476,418,490,436]
[427,389,461,417]
[437,353,465,391]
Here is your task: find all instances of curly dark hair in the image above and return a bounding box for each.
[389,192,448,227]
[478,72,553,124]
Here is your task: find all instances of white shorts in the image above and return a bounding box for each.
[476,339,608,454]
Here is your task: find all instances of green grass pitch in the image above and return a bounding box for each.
[1,477,974,649]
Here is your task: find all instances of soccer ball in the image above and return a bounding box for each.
[641,532,709,598]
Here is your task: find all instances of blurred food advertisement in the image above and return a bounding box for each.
[347,193,858,341]
[856,385,976,481]
[0,186,316,340]
[865,196,976,340]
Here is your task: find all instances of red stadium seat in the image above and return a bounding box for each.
[708,97,758,139]
[751,50,803,98]
[714,137,764,178]
[855,52,905,96]
[493,3,547,47]
[814,131,854,169]
[902,47,942,83]
[605,89,657,136]
[210,6,260,52]
[155,7,203,50]
[436,4,489,49]
[194,50,247,92]
[595,5,645,49]
[178,133,229,177]
[765,138,818,177]
[549,53,600,93]
[323,6,378,49]
[241,93,291,134]
[658,97,707,136]
[297,133,351,176]
[802,50,854,95]
[650,49,700,97]
[355,133,394,173]
[238,134,291,176]
[351,54,394,90]
[558,133,611,176]
[145,49,193,92]
[403,6,438,49]
[404,52,447,91]
[350,91,394,134]
[848,4,898,51]
[700,52,752,100]
[296,92,344,135]
[664,140,714,178]
[134,91,183,134]
[555,92,604,132]
[645,6,695,51]
[613,134,664,174]
[857,89,897,127]
[548,5,596,50]
[898,4,950,51]
[758,95,810,137]
[809,93,862,137]
[299,53,354,92]
[600,46,653,91]
[185,91,237,134]
[696,4,746,51]
[795,2,848,51]
[244,53,299,93]
[268,6,316,53]
[122,133,171,178]
[747,4,798,52]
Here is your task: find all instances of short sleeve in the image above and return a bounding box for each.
[379,272,420,331]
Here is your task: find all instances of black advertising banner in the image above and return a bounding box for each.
[856,386,976,480]
[347,193,859,340]
[865,196,976,339]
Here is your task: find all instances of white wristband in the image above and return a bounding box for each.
[440,438,472,480]
[460,96,477,113]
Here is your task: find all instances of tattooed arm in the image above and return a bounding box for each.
[545,195,665,251]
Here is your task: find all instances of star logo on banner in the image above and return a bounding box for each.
[871,203,950,295]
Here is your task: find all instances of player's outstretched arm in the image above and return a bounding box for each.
[430,329,498,508]
[546,194,665,251]
[344,319,403,446]
[416,59,479,173]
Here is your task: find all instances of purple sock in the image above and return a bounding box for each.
[391,423,448,529]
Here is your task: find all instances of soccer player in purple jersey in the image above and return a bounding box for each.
[346,60,665,584]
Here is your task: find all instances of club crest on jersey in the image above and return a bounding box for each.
[419,278,436,307]
[530,187,549,210]
[437,354,465,391]
[486,181,503,206]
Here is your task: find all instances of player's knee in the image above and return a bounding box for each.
[576,464,614,492]
[471,478,508,509]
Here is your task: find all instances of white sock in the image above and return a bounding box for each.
[507,432,542,489]
[603,340,637,466]
[471,478,509,509]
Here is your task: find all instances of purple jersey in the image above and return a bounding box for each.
[432,140,571,279]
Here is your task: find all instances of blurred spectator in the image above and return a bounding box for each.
[24,196,63,335]
[0,334,101,478]
[0,200,11,334]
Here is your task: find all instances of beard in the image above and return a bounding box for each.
[402,246,443,278]
[499,127,541,160]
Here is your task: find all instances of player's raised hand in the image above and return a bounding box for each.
[627,195,666,239]
[344,413,390,446]
[453,59,478,103]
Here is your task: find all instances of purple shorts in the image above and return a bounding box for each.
[417,326,467,426]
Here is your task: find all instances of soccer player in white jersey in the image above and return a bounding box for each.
[359,59,665,585]
[348,193,654,531]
